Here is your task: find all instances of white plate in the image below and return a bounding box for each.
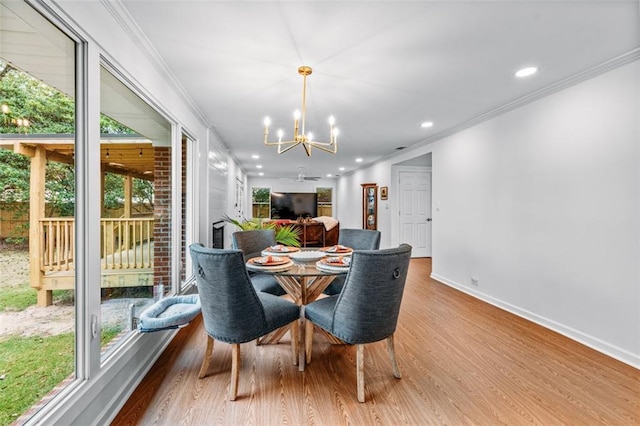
[246,260,293,272]
[315,261,350,272]
[288,250,326,263]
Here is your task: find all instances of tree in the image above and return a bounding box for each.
[0,59,154,239]
[1,60,132,134]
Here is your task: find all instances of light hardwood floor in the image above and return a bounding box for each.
[113,258,639,425]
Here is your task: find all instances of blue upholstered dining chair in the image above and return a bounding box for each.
[189,244,300,401]
[231,229,286,296]
[323,228,382,295]
[304,243,412,402]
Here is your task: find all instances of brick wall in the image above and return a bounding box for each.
[153,147,172,291]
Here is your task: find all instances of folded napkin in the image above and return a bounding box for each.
[254,256,284,265]
[325,256,350,266]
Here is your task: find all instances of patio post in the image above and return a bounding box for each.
[28,146,49,306]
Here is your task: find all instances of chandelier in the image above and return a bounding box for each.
[263,66,338,156]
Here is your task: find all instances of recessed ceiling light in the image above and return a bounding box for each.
[326,173,332,177]
[515,66,538,78]
[251,154,260,159]
[420,122,433,128]
[258,172,264,176]
[339,167,345,171]
[355,158,363,163]
[256,164,262,169]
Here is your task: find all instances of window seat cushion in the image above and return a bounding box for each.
[138,294,201,332]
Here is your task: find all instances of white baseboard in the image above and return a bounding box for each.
[430,273,640,370]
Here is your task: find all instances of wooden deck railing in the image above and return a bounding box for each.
[101,218,154,269]
[39,217,154,272]
[41,218,75,272]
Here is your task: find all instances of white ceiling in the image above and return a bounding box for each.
[9,1,640,181]
[116,0,638,180]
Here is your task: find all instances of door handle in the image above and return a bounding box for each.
[427,218,432,221]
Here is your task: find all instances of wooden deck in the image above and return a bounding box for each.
[112,258,640,425]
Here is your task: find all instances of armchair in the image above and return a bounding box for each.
[189,244,300,400]
[304,244,412,402]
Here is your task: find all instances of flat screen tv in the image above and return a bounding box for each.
[270,192,318,220]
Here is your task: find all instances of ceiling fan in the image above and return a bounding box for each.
[296,167,320,182]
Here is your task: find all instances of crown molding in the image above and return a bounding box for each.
[342,48,640,178]
[409,48,640,152]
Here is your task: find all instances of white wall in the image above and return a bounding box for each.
[337,60,640,367]
[335,161,394,245]
[430,60,639,367]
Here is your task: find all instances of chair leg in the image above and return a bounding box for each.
[290,320,299,366]
[386,334,402,379]
[356,344,365,402]
[198,335,214,379]
[305,320,314,364]
[229,343,241,401]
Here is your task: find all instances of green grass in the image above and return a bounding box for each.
[0,285,75,313]
[0,326,123,425]
[0,284,36,312]
[0,333,74,426]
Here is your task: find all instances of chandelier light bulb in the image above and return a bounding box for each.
[277,129,283,142]
[333,128,339,137]
[293,110,301,120]
[307,132,313,141]
[328,116,335,126]
[263,117,271,127]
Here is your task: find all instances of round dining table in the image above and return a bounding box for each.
[246,248,350,370]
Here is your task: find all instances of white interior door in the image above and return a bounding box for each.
[399,170,432,257]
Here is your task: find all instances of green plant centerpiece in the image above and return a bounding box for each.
[221,214,301,247]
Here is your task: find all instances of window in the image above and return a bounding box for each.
[0,2,193,422]
[0,2,77,422]
[99,65,172,360]
[316,187,333,217]
[252,187,270,221]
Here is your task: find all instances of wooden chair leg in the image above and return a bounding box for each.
[386,334,402,379]
[357,344,365,402]
[305,320,314,364]
[290,320,299,366]
[229,343,241,401]
[198,335,214,379]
